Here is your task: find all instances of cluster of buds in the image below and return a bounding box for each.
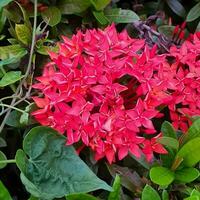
[32,24,200,163]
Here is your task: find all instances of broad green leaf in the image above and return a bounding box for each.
[0,180,12,200]
[186,2,200,22]
[158,25,175,39]
[108,175,121,200]
[41,7,61,27]
[66,194,98,200]
[0,151,7,169]
[0,45,27,60]
[156,137,179,150]
[92,11,109,25]
[150,167,175,186]
[176,137,200,167]
[162,190,169,200]
[165,0,186,17]
[15,126,112,200]
[142,185,161,200]
[104,8,139,23]
[5,110,22,127]
[0,137,6,148]
[90,0,111,10]
[181,118,200,144]
[161,121,177,139]
[28,195,39,200]
[15,24,31,45]
[0,0,13,9]
[0,71,23,87]
[58,0,91,14]
[175,168,200,183]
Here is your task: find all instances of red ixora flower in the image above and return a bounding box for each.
[32,24,200,164]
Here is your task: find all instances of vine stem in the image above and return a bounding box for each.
[0,0,37,133]
[0,103,26,114]
[0,159,16,164]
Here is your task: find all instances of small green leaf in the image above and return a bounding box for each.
[90,0,111,10]
[0,71,23,87]
[0,151,7,169]
[108,175,121,200]
[28,196,39,200]
[15,24,32,45]
[0,0,13,9]
[0,137,6,148]
[0,50,27,66]
[93,11,109,25]
[0,44,27,60]
[19,112,29,125]
[186,2,200,22]
[161,121,177,139]
[0,180,12,200]
[150,167,175,186]
[5,110,22,127]
[58,0,91,14]
[15,126,112,200]
[181,118,200,144]
[191,189,200,197]
[66,194,98,200]
[165,0,186,17]
[158,25,175,39]
[104,8,140,23]
[142,185,161,200]
[41,7,61,27]
[156,137,179,150]
[175,168,200,183]
[162,190,169,200]
[176,137,200,167]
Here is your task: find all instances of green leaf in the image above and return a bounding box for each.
[186,2,200,22]
[19,112,29,125]
[28,195,39,200]
[0,0,13,9]
[0,151,7,169]
[176,137,200,167]
[142,185,161,200]
[0,71,23,87]
[165,0,186,17]
[90,0,111,10]
[150,167,175,186]
[0,44,27,60]
[58,0,91,14]
[5,110,22,127]
[196,21,200,32]
[108,175,121,200]
[191,189,200,197]
[15,126,112,200]
[0,137,6,148]
[104,8,139,23]
[161,121,177,139]
[129,153,150,169]
[158,25,176,39]
[184,196,200,200]
[41,7,61,27]
[0,9,7,34]
[66,194,98,200]
[162,190,169,200]
[92,11,109,25]
[0,180,12,200]
[0,50,27,66]
[181,118,200,144]
[15,24,31,45]
[175,168,200,183]
[161,147,176,168]
[156,137,179,150]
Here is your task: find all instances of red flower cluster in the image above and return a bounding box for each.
[32,24,200,164]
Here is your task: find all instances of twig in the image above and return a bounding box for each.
[0,0,38,133]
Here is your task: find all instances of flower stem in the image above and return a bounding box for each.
[0,159,16,164]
